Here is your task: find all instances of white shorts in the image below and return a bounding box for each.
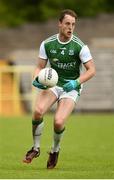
[50,86,82,103]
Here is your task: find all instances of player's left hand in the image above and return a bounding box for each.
[63,79,80,92]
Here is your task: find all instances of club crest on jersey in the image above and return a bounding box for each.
[69,50,74,55]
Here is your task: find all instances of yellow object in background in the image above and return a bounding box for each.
[0,60,34,116]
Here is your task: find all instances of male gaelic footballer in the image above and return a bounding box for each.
[23,9,96,169]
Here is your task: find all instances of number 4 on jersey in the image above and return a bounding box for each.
[61,50,65,55]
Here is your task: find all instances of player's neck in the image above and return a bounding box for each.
[58,34,73,43]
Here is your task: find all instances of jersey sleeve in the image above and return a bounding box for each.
[79,45,93,63]
[38,41,48,60]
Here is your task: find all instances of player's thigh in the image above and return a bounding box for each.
[35,89,57,113]
[54,98,75,124]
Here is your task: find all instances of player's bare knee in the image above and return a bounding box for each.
[33,107,44,119]
[54,117,64,129]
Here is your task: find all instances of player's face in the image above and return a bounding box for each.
[59,14,76,42]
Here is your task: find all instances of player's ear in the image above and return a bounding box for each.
[58,20,62,28]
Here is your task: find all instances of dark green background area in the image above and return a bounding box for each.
[0,0,114,26]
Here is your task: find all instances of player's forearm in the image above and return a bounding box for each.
[79,67,96,84]
[63,67,95,92]
[33,58,47,79]
[33,68,41,79]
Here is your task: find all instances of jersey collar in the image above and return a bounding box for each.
[57,34,73,44]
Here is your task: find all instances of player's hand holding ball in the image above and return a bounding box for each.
[63,78,80,92]
[32,77,48,89]
[32,67,58,89]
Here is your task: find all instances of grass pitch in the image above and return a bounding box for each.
[0,113,114,179]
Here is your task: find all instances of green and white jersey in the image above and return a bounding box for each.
[39,34,92,87]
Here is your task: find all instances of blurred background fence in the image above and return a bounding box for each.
[0,64,35,115]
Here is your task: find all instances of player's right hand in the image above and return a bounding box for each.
[32,77,48,89]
